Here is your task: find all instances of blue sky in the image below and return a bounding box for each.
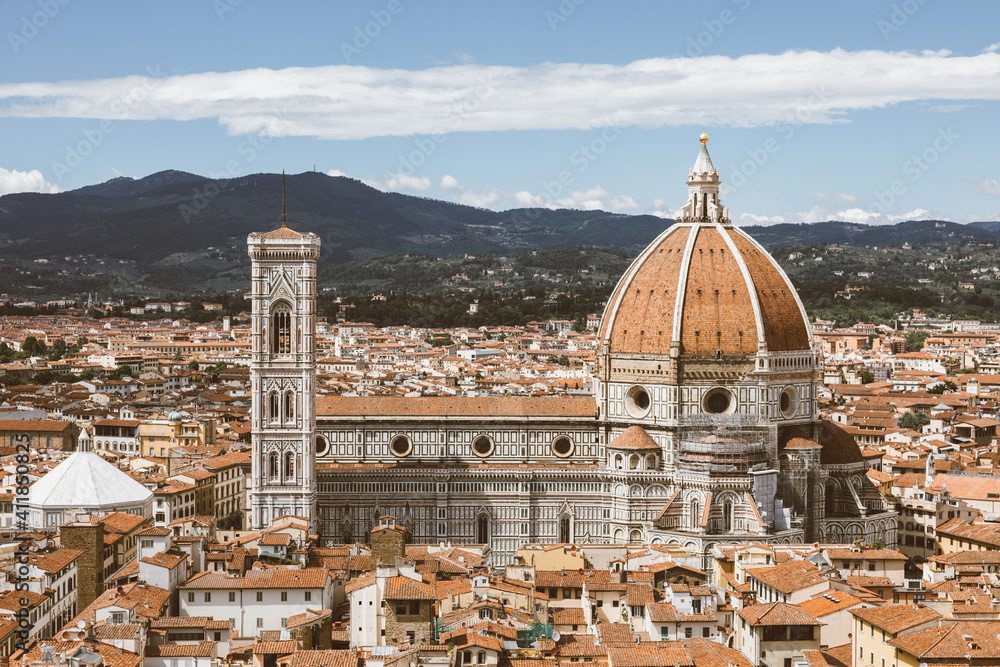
[2,0,999,225]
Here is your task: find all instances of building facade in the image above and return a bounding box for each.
[250,136,897,567]
[248,214,321,530]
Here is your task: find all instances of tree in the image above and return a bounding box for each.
[859,369,875,384]
[188,360,200,371]
[897,412,930,430]
[48,338,67,361]
[111,365,136,380]
[927,380,958,394]
[906,331,932,352]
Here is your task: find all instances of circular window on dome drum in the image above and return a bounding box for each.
[779,385,799,419]
[390,435,412,457]
[551,436,574,458]
[624,385,652,418]
[472,435,494,457]
[703,387,735,414]
[315,435,329,456]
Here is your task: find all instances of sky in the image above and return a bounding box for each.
[1,0,999,226]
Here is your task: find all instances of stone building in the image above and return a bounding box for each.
[249,134,896,567]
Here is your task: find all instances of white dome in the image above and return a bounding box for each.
[28,452,152,510]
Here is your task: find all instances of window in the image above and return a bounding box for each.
[257,618,263,628]
[271,304,292,354]
[187,592,194,603]
[396,603,407,615]
[305,591,312,602]
[477,652,486,664]
[204,593,211,602]
[684,627,692,638]
[410,601,421,615]
[141,539,153,549]
[407,631,416,644]
[229,592,236,602]
[661,627,669,639]
[281,592,288,602]
[280,618,288,628]
[109,612,124,625]
[702,627,710,637]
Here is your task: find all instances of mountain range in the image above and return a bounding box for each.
[0,169,996,297]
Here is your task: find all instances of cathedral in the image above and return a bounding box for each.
[248,135,896,567]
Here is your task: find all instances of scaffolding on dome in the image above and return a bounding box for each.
[676,413,777,475]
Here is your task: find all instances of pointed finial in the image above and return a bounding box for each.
[280,170,287,228]
[699,127,709,145]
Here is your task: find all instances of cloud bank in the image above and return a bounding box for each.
[0,50,998,140]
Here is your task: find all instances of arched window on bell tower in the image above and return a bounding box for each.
[271,303,292,354]
[268,453,278,480]
[284,451,294,482]
[284,392,294,423]
[268,392,278,424]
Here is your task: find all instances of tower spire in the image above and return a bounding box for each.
[679,130,729,224]
[280,169,287,229]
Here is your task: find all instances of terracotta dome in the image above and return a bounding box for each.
[598,134,811,357]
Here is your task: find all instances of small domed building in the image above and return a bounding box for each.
[25,427,153,530]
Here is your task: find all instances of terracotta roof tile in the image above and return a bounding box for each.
[850,604,941,635]
[738,601,823,626]
[607,426,660,451]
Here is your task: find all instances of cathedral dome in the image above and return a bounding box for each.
[598,136,811,357]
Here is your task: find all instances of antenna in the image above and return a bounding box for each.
[280,169,287,228]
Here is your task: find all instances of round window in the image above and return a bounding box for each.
[703,387,734,414]
[315,435,329,456]
[390,435,412,457]
[625,385,652,418]
[472,435,494,457]
[552,436,574,458]
[780,386,799,419]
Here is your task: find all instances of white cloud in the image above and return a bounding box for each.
[439,174,462,192]
[0,168,60,196]
[835,193,858,203]
[1,49,999,140]
[326,169,346,177]
[739,213,786,224]
[609,194,640,211]
[821,207,947,225]
[370,172,431,192]
[984,43,1000,54]
[796,205,832,223]
[977,178,1000,197]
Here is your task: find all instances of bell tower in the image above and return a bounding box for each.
[248,178,320,531]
